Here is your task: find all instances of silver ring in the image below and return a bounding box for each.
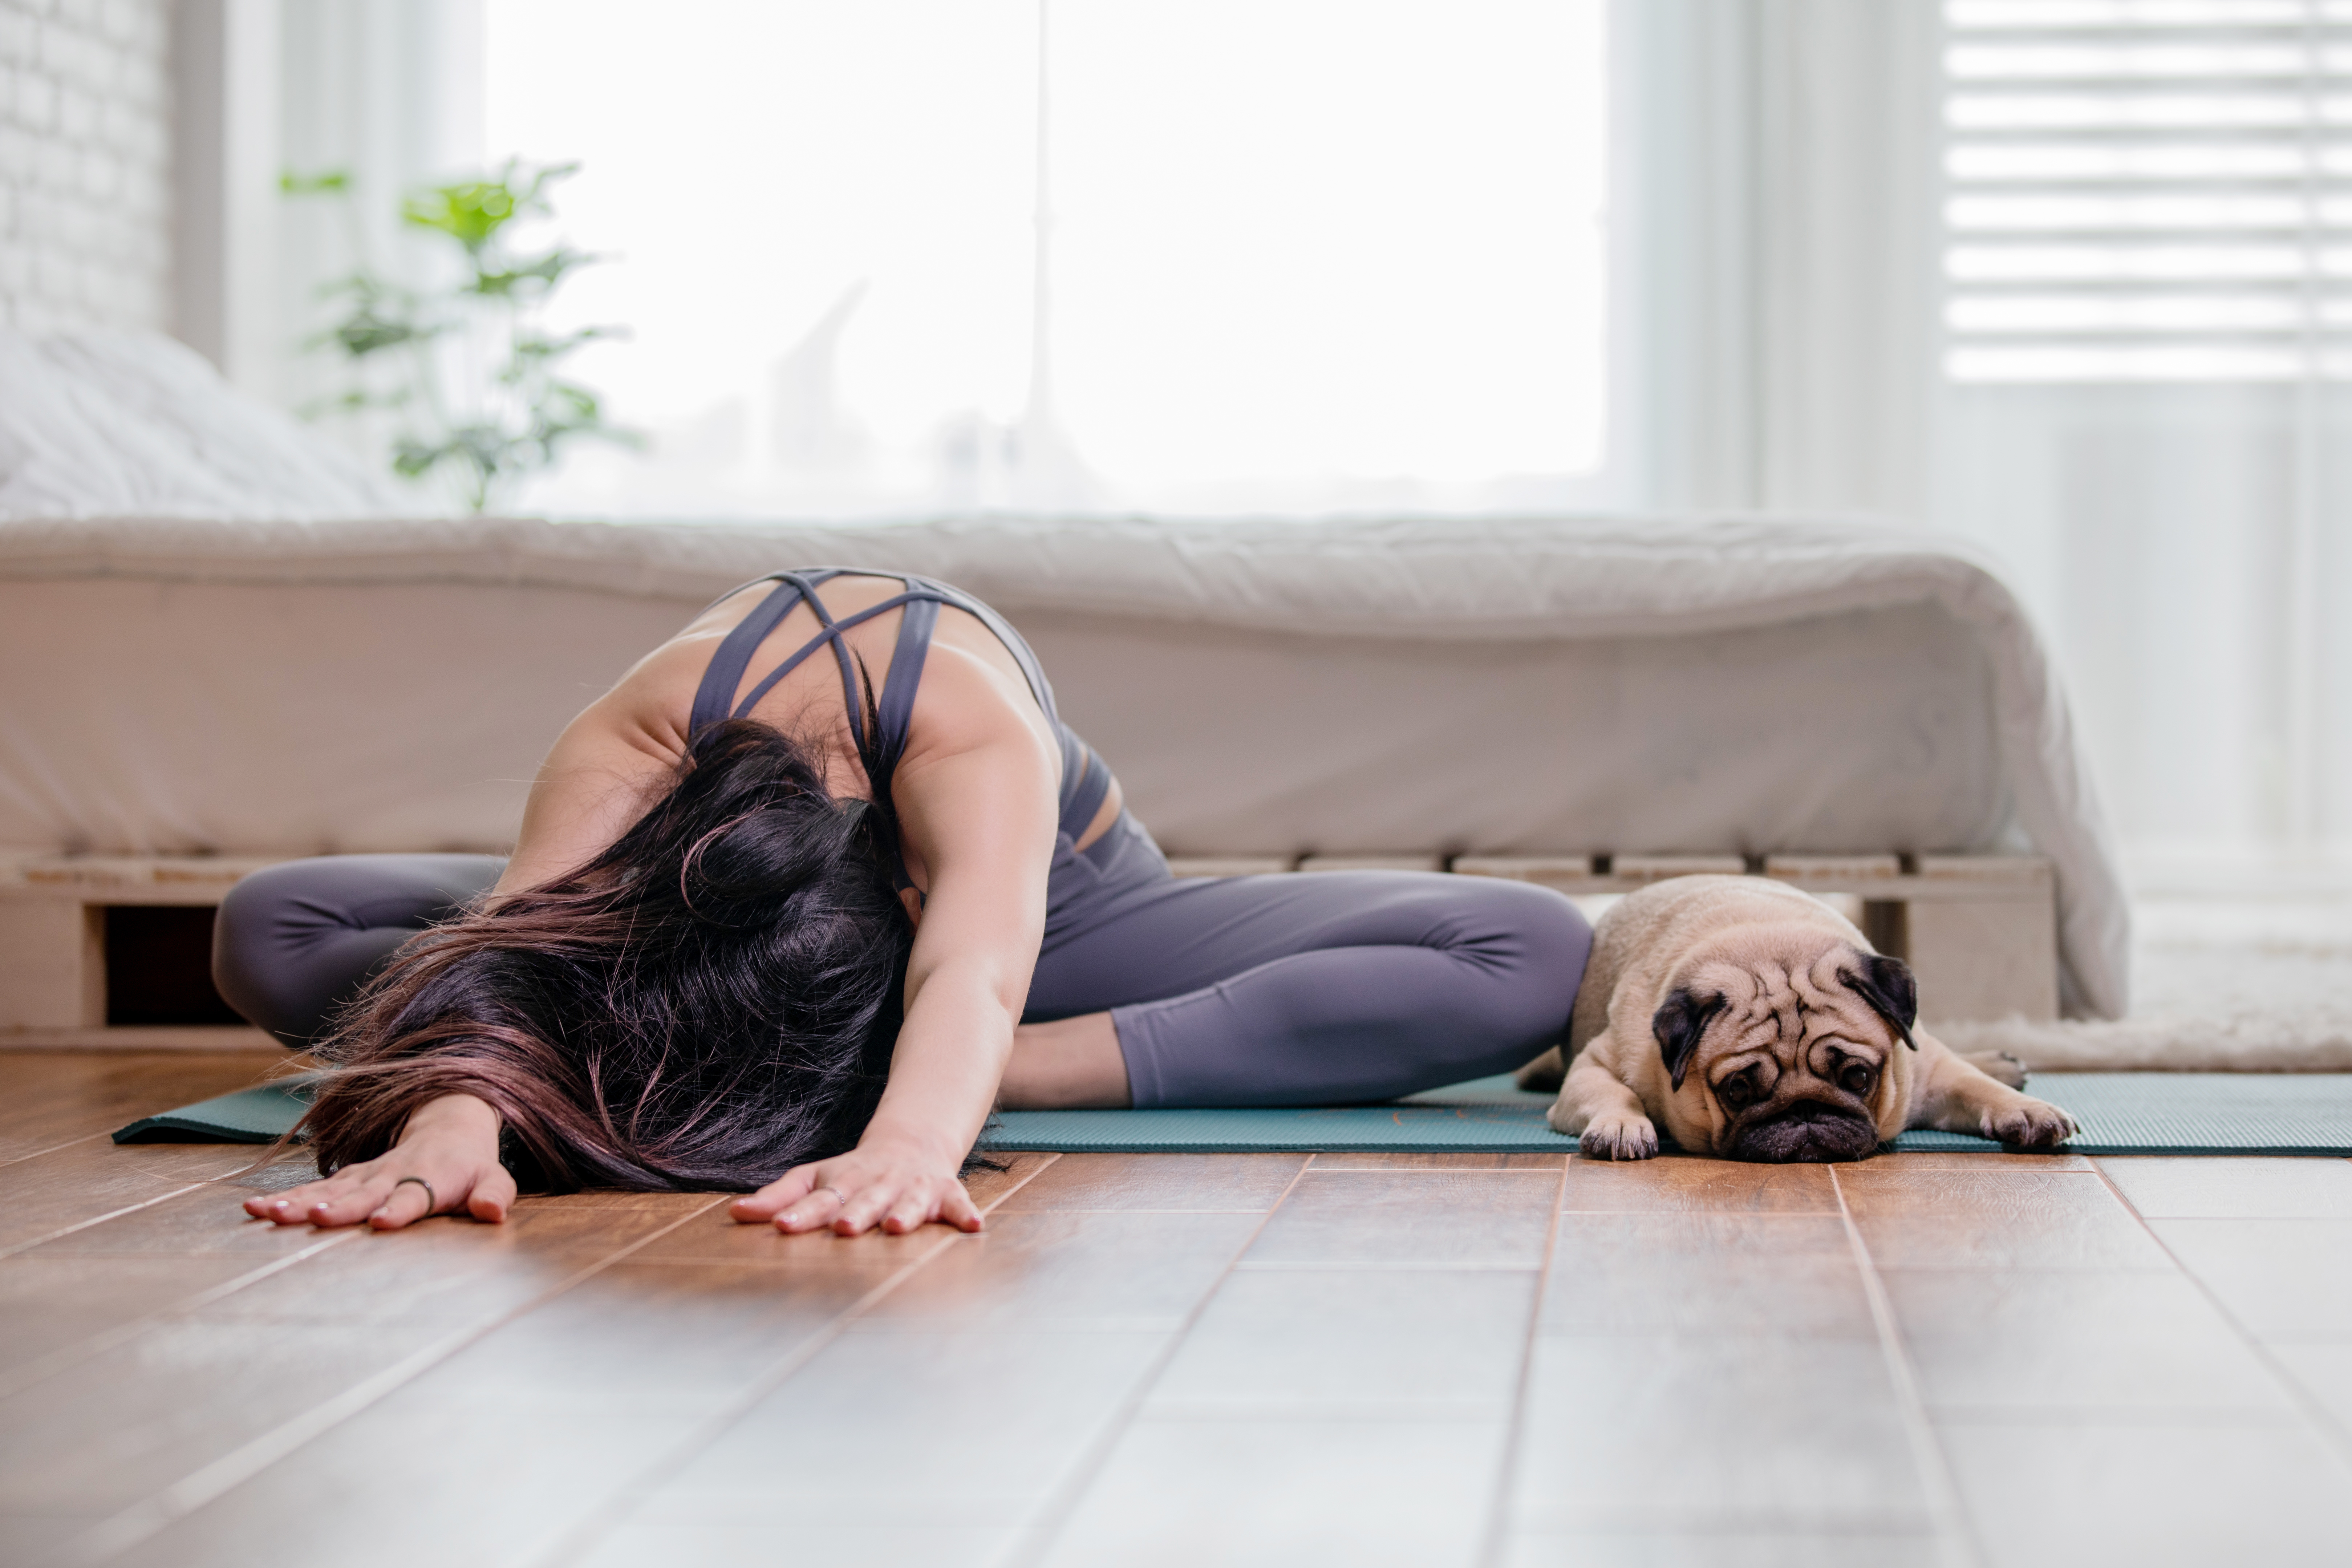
[393,1175,437,1212]
[814,1185,846,1205]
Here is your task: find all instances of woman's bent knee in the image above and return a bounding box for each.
[213,854,505,1047]
[1451,879,1594,1045]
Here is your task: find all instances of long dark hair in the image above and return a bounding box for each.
[299,714,914,1191]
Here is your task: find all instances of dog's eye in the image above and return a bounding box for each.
[1718,1069,1761,1109]
[1838,1061,1877,1096]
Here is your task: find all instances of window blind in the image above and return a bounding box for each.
[1944,0,2352,381]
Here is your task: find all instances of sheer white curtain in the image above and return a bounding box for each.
[1932,0,2351,880]
[1613,0,1944,517]
[1625,0,2347,879]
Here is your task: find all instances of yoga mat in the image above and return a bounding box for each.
[113,1075,319,1144]
[115,1072,2352,1156]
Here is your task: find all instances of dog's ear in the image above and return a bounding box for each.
[1652,988,1728,1090]
[1840,952,1918,1051]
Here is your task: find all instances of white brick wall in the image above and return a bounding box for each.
[0,0,170,332]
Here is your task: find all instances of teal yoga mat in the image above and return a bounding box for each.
[114,1071,2352,1156]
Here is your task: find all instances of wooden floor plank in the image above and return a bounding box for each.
[2100,1155,2352,1219]
[1242,1171,1558,1269]
[1032,1417,1509,1568]
[1852,1156,2352,1563]
[1144,1267,1537,1419]
[1837,1167,2172,1270]
[991,1152,1304,1212]
[0,1244,344,1395]
[104,1258,919,1568]
[0,1141,290,1257]
[96,1149,1067,1568]
[1543,1214,1878,1338]
[2145,1217,2352,1339]
[1879,1268,2296,1416]
[0,1192,715,1535]
[1938,1421,2352,1568]
[1502,1530,1945,1567]
[1499,1156,1939,1558]
[0,1051,283,1167]
[1509,1334,1933,1535]
[578,1520,1015,1568]
[865,1210,1265,1330]
[633,1328,1176,1524]
[2265,1343,2352,1440]
[1561,1155,1842,1214]
[1308,1152,1567,1171]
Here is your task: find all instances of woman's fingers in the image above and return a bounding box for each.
[249,1170,373,1225]
[730,1166,818,1224]
[938,1182,985,1234]
[368,1176,437,1230]
[467,1163,518,1223]
[306,1173,405,1228]
[773,1180,848,1233]
[879,1186,935,1235]
[244,1156,507,1231]
[832,1180,905,1235]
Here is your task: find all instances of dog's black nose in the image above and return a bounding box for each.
[1724,1100,1878,1163]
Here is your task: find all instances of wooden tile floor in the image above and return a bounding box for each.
[5,1050,2352,1568]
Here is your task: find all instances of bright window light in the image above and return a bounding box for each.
[482,0,1608,518]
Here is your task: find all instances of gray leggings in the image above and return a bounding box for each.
[214,819,1590,1107]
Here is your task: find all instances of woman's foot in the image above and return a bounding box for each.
[998,1012,1132,1109]
[247,1092,515,1229]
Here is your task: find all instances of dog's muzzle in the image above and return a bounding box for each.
[1723,1100,1879,1163]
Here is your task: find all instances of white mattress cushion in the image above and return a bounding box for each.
[0,512,2129,1018]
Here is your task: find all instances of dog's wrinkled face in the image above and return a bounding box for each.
[1652,944,1918,1162]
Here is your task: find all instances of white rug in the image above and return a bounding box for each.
[1940,892,2352,1071]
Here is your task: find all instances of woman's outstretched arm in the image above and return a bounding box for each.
[730,651,1062,1236]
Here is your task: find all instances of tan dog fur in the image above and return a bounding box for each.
[1518,876,2077,1161]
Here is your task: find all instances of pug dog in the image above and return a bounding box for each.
[1517,875,2077,1161]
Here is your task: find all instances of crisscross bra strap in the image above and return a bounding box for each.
[687,569,1102,840]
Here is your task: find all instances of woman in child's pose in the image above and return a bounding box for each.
[219,570,1590,1236]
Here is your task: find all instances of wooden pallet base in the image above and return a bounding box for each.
[3,850,2060,1042]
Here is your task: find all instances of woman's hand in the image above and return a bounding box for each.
[729,1137,983,1236]
[246,1092,515,1231]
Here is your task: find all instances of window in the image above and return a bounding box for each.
[484,0,1610,518]
[1943,0,2351,382]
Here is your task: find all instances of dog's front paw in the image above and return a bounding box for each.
[1982,1097,2078,1150]
[1575,1113,1659,1161]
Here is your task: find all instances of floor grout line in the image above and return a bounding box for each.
[48,1194,737,1568]
[1472,1146,1571,1568]
[994,1156,1318,1568]
[0,1228,361,1401]
[2088,1156,2352,1472]
[518,1150,1069,1568]
[1829,1164,1984,1568]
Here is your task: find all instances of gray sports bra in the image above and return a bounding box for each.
[688,570,1114,852]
